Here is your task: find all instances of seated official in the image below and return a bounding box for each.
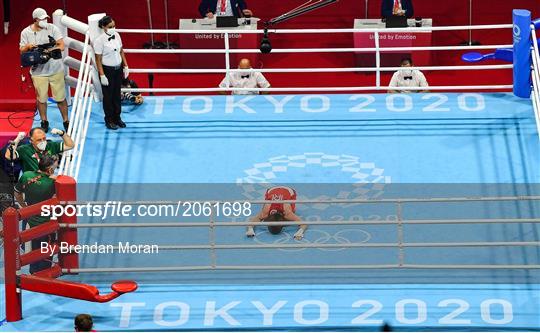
[219,58,270,95]
[389,58,428,93]
[121,78,144,105]
[199,0,252,18]
[381,0,414,18]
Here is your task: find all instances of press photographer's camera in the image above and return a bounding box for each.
[20,36,62,68]
[124,92,138,103]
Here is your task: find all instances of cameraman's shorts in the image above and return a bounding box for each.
[32,71,66,104]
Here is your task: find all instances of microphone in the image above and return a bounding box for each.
[260,28,272,54]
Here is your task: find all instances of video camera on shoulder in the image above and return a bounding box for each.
[21,35,63,68]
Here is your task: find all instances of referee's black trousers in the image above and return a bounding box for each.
[102,65,123,124]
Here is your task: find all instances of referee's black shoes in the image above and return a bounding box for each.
[116,118,127,128]
[106,121,119,130]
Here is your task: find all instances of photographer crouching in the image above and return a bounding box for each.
[121,78,144,106]
[19,8,69,133]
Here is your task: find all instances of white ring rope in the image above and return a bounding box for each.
[123,85,513,93]
[116,24,513,34]
[60,219,540,229]
[129,65,513,74]
[530,27,540,140]
[54,241,540,251]
[123,45,513,54]
[58,32,91,176]
[67,195,540,205]
[63,264,540,274]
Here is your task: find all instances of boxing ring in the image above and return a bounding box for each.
[2,8,540,332]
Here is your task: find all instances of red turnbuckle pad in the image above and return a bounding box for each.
[20,275,137,303]
[111,280,138,293]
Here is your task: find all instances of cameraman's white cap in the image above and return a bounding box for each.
[32,8,49,20]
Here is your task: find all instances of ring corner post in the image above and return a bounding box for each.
[3,207,22,322]
[512,9,532,98]
[55,175,79,273]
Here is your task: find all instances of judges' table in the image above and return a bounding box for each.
[178,18,259,69]
[353,18,433,68]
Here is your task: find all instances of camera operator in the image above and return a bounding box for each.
[19,8,70,133]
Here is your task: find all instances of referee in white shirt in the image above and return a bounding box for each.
[219,58,270,95]
[94,16,129,130]
[388,58,429,93]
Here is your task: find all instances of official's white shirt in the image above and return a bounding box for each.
[219,71,271,95]
[216,0,234,16]
[389,69,429,93]
[93,32,123,67]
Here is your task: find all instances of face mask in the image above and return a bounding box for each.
[36,141,47,151]
[400,68,413,76]
[38,20,48,29]
[238,68,251,78]
[106,28,116,36]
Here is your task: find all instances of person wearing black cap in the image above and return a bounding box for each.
[94,15,129,130]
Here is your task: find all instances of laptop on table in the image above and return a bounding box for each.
[385,16,408,28]
[216,16,238,28]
